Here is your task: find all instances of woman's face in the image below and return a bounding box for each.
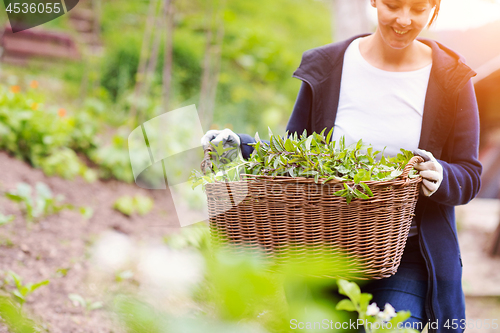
[371,0,434,50]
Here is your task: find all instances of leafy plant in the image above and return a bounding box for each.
[113,194,154,216]
[0,84,126,183]
[164,223,211,251]
[115,270,134,283]
[79,206,94,220]
[109,225,420,333]
[0,236,14,248]
[191,129,418,203]
[39,147,98,182]
[68,293,103,314]
[336,279,418,333]
[0,296,40,333]
[0,85,97,167]
[3,271,49,306]
[0,85,73,165]
[55,267,70,278]
[5,182,72,222]
[90,133,135,183]
[0,212,15,225]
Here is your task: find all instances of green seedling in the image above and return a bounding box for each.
[68,293,103,314]
[0,212,15,225]
[113,194,154,216]
[0,236,14,248]
[79,206,94,220]
[55,267,70,278]
[5,182,72,222]
[5,182,91,223]
[115,270,134,283]
[3,271,49,306]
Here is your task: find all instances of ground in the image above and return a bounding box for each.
[456,199,500,333]
[0,151,181,332]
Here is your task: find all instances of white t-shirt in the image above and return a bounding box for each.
[332,37,432,157]
[333,37,432,237]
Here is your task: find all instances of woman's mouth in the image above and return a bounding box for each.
[393,28,410,35]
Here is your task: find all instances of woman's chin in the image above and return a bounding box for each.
[383,34,414,50]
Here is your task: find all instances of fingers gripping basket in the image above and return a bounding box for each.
[205,156,424,279]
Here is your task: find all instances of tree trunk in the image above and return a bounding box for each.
[162,0,174,111]
[199,0,225,128]
[199,22,213,126]
[130,0,160,123]
[137,0,164,124]
[204,19,224,127]
[331,0,371,42]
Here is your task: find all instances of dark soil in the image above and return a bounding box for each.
[0,151,181,332]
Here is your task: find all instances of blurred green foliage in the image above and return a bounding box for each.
[113,194,154,216]
[116,225,417,333]
[0,296,39,333]
[0,212,15,225]
[97,0,332,133]
[4,181,93,223]
[89,132,135,183]
[118,224,352,333]
[0,84,134,182]
[0,85,77,165]
[4,182,72,223]
[0,0,333,184]
[0,85,100,178]
[2,271,50,306]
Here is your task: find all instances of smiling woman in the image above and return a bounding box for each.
[359,0,438,71]
[201,0,482,332]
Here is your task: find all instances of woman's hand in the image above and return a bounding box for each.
[200,129,241,164]
[413,149,443,197]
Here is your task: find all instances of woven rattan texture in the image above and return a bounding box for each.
[206,156,424,279]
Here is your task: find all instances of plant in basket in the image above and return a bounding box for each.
[190,129,424,280]
[191,128,421,203]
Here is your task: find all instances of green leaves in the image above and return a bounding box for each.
[68,293,103,313]
[335,299,357,312]
[192,130,416,203]
[113,195,154,216]
[0,213,15,225]
[336,279,418,333]
[4,271,49,306]
[5,182,73,223]
[337,279,361,305]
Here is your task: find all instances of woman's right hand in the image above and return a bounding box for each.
[201,129,241,163]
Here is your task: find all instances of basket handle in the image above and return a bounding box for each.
[400,155,425,179]
[200,147,214,174]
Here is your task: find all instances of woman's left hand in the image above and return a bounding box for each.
[413,149,443,197]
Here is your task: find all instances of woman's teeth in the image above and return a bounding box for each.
[394,28,409,35]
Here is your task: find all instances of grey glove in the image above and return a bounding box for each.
[201,129,241,164]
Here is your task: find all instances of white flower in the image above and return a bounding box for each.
[377,303,397,321]
[137,246,204,296]
[91,231,133,272]
[366,302,380,316]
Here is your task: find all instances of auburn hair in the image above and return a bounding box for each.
[428,0,441,28]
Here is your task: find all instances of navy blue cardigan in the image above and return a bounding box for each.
[238,34,482,332]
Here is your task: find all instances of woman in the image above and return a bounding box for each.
[201,1,482,332]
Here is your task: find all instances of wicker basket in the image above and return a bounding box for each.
[206,155,424,279]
